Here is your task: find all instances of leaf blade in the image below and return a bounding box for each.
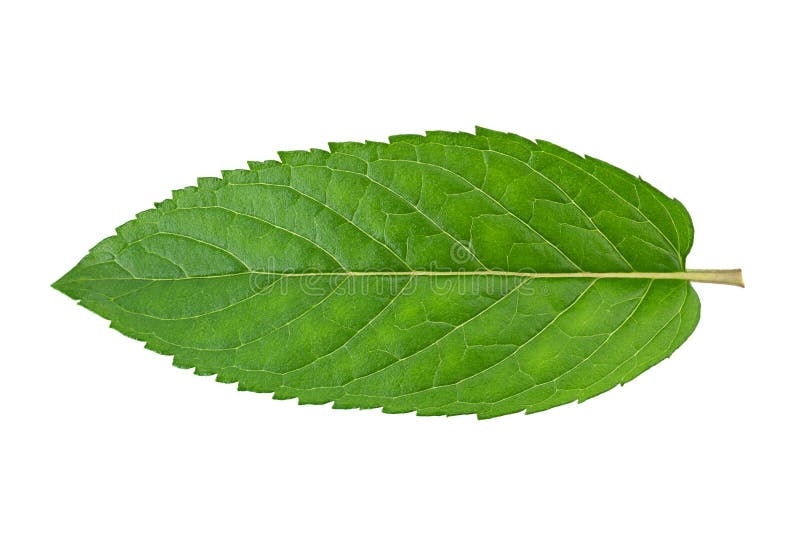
[54,127,703,418]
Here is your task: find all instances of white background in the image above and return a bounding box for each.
[2,1,797,532]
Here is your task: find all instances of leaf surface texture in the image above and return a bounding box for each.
[55,127,700,418]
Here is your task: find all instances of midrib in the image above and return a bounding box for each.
[85,268,744,287]
[260,269,743,286]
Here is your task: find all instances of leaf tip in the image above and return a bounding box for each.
[51,274,69,295]
[51,266,81,299]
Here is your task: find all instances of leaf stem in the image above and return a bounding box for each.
[681,269,745,287]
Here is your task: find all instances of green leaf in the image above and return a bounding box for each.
[54,127,740,418]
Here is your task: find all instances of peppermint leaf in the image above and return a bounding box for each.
[53,127,742,418]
